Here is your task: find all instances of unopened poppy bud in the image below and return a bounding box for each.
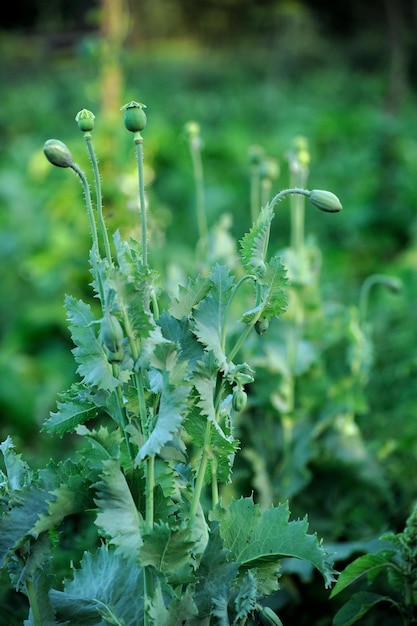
[99,313,124,362]
[255,317,270,335]
[121,101,147,133]
[75,109,95,132]
[232,387,248,412]
[309,189,343,213]
[43,139,74,168]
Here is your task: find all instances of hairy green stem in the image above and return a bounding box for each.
[84,133,112,262]
[70,162,100,255]
[189,421,211,524]
[111,365,135,463]
[26,579,41,626]
[134,134,148,267]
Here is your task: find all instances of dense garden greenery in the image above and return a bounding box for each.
[1,19,417,623]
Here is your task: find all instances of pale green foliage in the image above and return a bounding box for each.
[0,112,338,626]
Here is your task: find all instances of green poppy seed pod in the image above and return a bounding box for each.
[308,189,343,213]
[121,101,147,133]
[43,139,74,168]
[75,109,95,132]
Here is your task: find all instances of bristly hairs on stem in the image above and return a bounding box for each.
[121,101,148,267]
[76,109,113,263]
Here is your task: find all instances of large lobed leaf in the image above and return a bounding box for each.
[217,496,336,592]
[65,295,121,392]
[43,383,99,437]
[93,458,144,557]
[192,264,235,372]
[50,544,144,626]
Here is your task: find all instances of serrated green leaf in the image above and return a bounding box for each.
[193,264,235,372]
[24,567,63,626]
[185,358,238,484]
[330,549,397,598]
[218,497,335,591]
[31,461,92,536]
[17,531,51,591]
[259,255,288,318]
[50,544,144,626]
[158,312,205,372]
[135,344,191,465]
[240,203,274,274]
[169,274,211,320]
[65,296,120,392]
[0,484,53,569]
[240,256,287,326]
[43,384,98,437]
[139,522,196,584]
[194,525,239,618]
[148,584,205,626]
[0,436,33,491]
[93,459,144,557]
[0,458,90,570]
[332,591,393,626]
[106,236,156,340]
[76,425,124,470]
[234,570,257,621]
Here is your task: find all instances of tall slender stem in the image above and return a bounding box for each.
[84,133,112,262]
[134,135,148,267]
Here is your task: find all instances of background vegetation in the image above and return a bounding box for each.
[2,1,417,623]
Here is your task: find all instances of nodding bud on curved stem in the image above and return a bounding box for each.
[308,189,343,213]
[43,139,74,168]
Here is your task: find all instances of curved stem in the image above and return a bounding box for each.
[70,162,100,255]
[84,133,112,262]
[270,187,310,210]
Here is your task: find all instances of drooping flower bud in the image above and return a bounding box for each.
[121,101,147,133]
[43,139,74,168]
[308,189,343,213]
[75,109,95,132]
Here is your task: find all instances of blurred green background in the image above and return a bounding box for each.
[1,0,417,494]
[3,1,417,623]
